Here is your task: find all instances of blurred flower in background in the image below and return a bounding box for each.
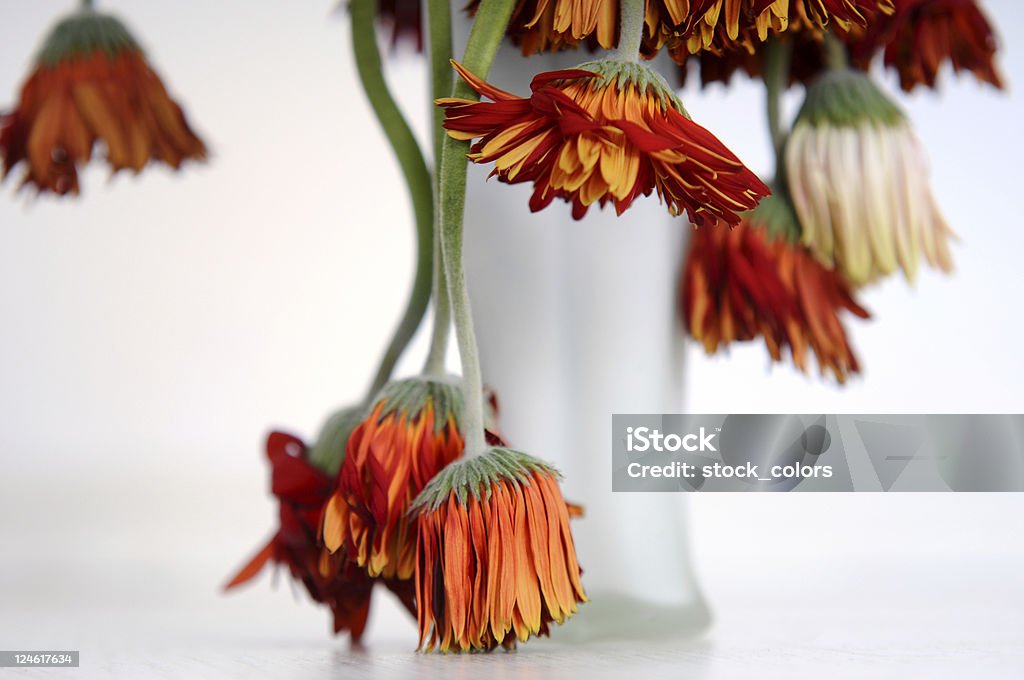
[649,0,894,60]
[225,432,416,641]
[377,0,425,52]
[682,195,870,383]
[848,0,1003,90]
[0,5,206,196]
[786,68,954,285]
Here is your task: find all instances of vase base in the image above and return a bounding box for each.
[543,591,712,644]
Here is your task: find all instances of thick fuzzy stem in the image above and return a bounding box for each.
[435,0,516,457]
[422,0,454,377]
[615,0,646,62]
[350,0,435,400]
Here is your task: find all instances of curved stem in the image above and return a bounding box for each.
[350,0,435,401]
[422,0,454,377]
[614,0,645,62]
[436,0,516,457]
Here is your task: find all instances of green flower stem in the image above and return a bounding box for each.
[434,0,516,457]
[350,0,435,401]
[615,0,645,62]
[823,31,849,71]
[422,0,454,377]
[763,37,790,164]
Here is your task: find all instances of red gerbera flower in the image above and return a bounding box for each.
[848,0,1003,91]
[439,59,768,225]
[226,432,415,640]
[682,195,870,382]
[0,7,206,196]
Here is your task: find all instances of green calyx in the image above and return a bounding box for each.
[795,69,904,129]
[36,9,140,66]
[409,447,561,514]
[747,192,802,245]
[307,405,365,476]
[372,376,464,434]
[575,59,688,115]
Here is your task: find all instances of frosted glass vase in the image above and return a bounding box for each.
[459,39,711,641]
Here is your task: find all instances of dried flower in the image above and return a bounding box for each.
[848,0,1002,91]
[463,0,619,54]
[440,59,768,225]
[647,0,893,60]
[226,432,414,640]
[682,195,870,382]
[411,448,587,652]
[785,69,954,285]
[0,7,206,195]
[321,378,464,580]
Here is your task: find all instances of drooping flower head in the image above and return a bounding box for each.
[0,6,207,195]
[847,0,1002,91]
[463,0,620,55]
[225,432,414,640]
[440,59,769,225]
[785,69,954,285]
[467,0,893,58]
[647,0,894,60]
[411,448,587,652]
[682,195,870,382]
[321,378,464,580]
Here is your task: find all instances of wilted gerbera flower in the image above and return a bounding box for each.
[682,195,870,382]
[321,378,464,580]
[847,0,1002,91]
[411,448,587,652]
[440,59,768,225]
[671,27,830,88]
[464,0,619,54]
[0,6,206,196]
[225,432,414,640]
[647,0,893,58]
[785,69,954,286]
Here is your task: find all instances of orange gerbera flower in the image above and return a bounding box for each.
[225,432,414,640]
[440,59,769,225]
[321,378,464,580]
[682,195,870,382]
[411,448,587,652]
[847,0,1003,91]
[0,7,206,195]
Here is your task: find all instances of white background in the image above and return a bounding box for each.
[1,1,1022,677]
